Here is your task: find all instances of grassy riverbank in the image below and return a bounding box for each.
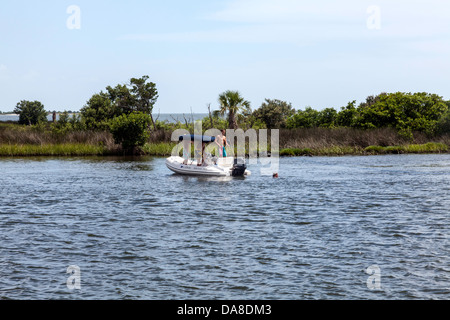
[280,142,449,157]
[0,122,448,157]
[0,141,448,157]
[0,143,109,157]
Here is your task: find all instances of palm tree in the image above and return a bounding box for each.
[218,90,251,129]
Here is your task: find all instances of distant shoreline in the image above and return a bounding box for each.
[0,113,210,123]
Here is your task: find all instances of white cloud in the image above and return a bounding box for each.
[120,0,450,46]
[205,0,450,40]
[207,0,450,24]
[0,64,7,72]
[120,24,331,44]
[406,39,450,55]
[206,0,365,24]
[120,0,367,44]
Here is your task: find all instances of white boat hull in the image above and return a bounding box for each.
[165,156,251,177]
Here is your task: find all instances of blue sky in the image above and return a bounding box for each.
[1,0,449,113]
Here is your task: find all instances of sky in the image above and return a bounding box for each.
[1,0,450,113]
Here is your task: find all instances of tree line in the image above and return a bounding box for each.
[9,75,450,153]
[203,91,450,140]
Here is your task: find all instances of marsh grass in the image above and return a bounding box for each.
[280,148,313,157]
[365,142,448,155]
[0,123,118,156]
[278,127,449,156]
[0,122,448,157]
[0,123,115,146]
[142,142,178,157]
[279,127,410,149]
[315,146,364,156]
[0,144,109,157]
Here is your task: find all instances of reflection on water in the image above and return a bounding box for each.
[0,154,449,300]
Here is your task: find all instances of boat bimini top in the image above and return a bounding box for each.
[179,134,216,143]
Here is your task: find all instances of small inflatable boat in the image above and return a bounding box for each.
[166,134,251,177]
[166,156,251,177]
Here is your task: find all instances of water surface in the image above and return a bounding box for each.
[0,154,449,300]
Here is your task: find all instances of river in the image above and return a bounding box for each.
[0,154,449,300]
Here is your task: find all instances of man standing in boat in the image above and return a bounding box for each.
[216,130,228,158]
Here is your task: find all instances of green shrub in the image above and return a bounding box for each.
[355,92,448,136]
[14,100,47,126]
[109,112,151,153]
[436,108,450,135]
[51,112,86,135]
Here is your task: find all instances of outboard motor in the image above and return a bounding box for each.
[231,157,247,177]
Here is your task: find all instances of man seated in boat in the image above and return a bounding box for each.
[181,135,213,166]
[182,139,192,165]
[197,142,207,166]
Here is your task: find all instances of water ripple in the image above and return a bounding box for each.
[0,154,449,299]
